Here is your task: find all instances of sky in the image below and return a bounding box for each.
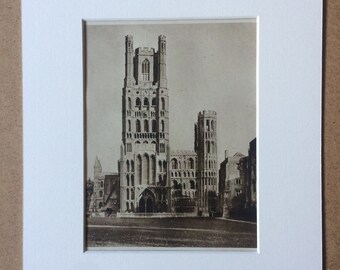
[86,20,256,179]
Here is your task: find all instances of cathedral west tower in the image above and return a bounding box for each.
[119,35,171,214]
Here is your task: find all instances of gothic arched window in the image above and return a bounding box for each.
[128,97,131,110]
[131,175,134,186]
[142,59,150,81]
[151,155,156,184]
[206,120,210,131]
[161,97,165,110]
[188,158,194,169]
[152,98,156,106]
[136,119,141,132]
[128,120,131,132]
[152,119,157,132]
[143,154,150,184]
[144,120,149,132]
[135,97,141,108]
[161,120,165,132]
[137,155,142,185]
[171,159,178,169]
[159,160,162,172]
[144,97,149,106]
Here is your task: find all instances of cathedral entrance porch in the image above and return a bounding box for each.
[138,189,156,213]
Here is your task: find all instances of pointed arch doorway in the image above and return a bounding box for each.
[138,189,155,213]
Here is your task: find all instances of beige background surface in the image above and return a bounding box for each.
[0,0,338,269]
[0,0,22,270]
[323,0,340,269]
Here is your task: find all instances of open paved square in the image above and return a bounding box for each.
[86,217,257,249]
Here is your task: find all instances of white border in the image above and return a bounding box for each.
[22,1,322,270]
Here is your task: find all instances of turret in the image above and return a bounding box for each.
[124,35,135,86]
[158,35,167,88]
[195,110,218,216]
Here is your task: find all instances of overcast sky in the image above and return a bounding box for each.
[86,20,256,179]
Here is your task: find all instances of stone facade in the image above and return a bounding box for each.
[195,111,218,216]
[218,138,257,220]
[119,35,171,214]
[248,138,256,207]
[89,36,225,217]
[89,156,120,213]
[170,150,197,213]
[86,178,94,213]
[219,152,245,217]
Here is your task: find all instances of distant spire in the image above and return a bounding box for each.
[94,155,101,168]
[94,155,102,179]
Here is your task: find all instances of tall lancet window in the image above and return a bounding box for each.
[136,119,141,132]
[128,97,131,110]
[142,59,150,81]
[144,120,149,132]
[152,120,157,132]
[161,97,165,110]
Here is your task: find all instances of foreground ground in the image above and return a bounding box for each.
[86,217,257,249]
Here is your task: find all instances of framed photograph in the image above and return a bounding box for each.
[22,0,322,269]
[84,19,257,250]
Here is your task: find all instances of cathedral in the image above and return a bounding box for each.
[88,35,218,217]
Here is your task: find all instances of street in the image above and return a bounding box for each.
[86,217,256,248]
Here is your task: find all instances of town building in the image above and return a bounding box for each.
[218,138,257,220]
[248,138,256,208]
[238,138,256,220]
[219,152,245,217]
[89,156,120,214]
[86,178,94,214]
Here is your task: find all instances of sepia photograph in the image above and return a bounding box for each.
[84,19,257,250]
